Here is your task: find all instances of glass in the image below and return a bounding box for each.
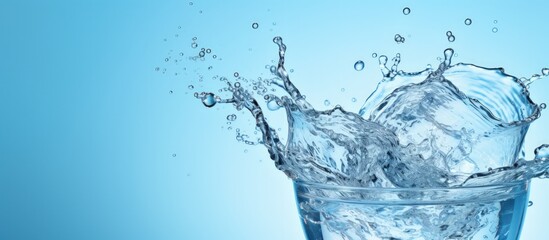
[294,180,530,240]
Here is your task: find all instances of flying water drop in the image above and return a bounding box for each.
[354,60,365,71]
[464,18,472,25]
[403,7,411,15]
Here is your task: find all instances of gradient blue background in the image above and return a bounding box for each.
[1,1,548,239]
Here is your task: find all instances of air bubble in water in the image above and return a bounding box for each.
[493,20,498,24]
[448,35,455,42]
[191,42,198,48]
[528,201,533,207]
[372,53,378,58]
[169,90,173,94]
[465,18,472,25]
[188,85,194,90]
[270,65,276,74]
[201,93,216,107]
[155,67,160,71]
[324,100,330,106]
[172,153,177,157]
[206,49,211,54]
[252,22,259,29]
[213,55,217,59]
[542,68,549,76]
[234,72,239,77]
[165,58,169,62]
[267,100,281,111]
[446,31,453,37]
[199,51,205,57]
[351,97,357,102]
[340,88,345,92]
[540,103,547,109]
[227,114,237,121]
[492,27,498,33]
[402,7,411,15]
[354,60,365,71]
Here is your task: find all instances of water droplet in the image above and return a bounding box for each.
[324,100,330,106]
[351,97,357,102]
[448,35,455,42]
[289,69,294,73]
[372,53,378,58]
[394,34,405,43]
[464,18,472,25]
[354,60,365,71]
[542,68,549,76]
[201,93,216,107]
[179,52,184,56]
[199,51,205,57]
[534,144,549,159]
[252,22,259,29]
[206,49,211,54]
[402,7,411,15]
[244,149,248,153]
[340,88,345,92]
[540,103,547,109]
[446,31,453,37]
[191,42,198,48]
[492,27,498,33]
[226,114,237,121]
[528,201,533,207]
[270,65,277,74]
[212,55,217,59]
[165,58,169,62]
[267,99,282,111]
[234,72,239,77]
[172,153,177,157]
[169,90,173,94]
[188,85,194,90]
[493,20,498,24]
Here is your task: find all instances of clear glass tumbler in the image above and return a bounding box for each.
[294,180,530,240]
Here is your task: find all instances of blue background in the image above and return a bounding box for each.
[0,1,548,239]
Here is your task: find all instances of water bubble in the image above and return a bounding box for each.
[448,35,455,42]
[199,51,205,57]
[201,93,216,107]
[252,22,259,29]
[528,201,533,207]
[191,42,198,48]
[212,55,217,59]
[234,72,239,77]
[289,69,294,73]
[227,114,237,121]
[324,100,330,106]
[402,7,411,15]
[372,53,378,58]
[188,85,194,90]
[165,58,169,62]
[155,67,160,71]
[351,97,357,102]
[206,49,211,54]
[464,18,472,25]
[169,90,174,94]
[189,2,193,5]
[270,65,277,74]
[446,31,453,37]
[540,103,547,109]
[172,153,177,157]
[179,52,184,56]
[493,20,498,24]
[542,68,549,76]
[492,27,498,33]
[354,60,365,71]
[340,88,345,92]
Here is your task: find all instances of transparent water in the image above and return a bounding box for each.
[189,36,549,239]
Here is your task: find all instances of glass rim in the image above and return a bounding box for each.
[294,179,530,192]
[294,180,530,204]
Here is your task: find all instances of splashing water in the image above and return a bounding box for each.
[193,37,548,239]
[196,36,547,189]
